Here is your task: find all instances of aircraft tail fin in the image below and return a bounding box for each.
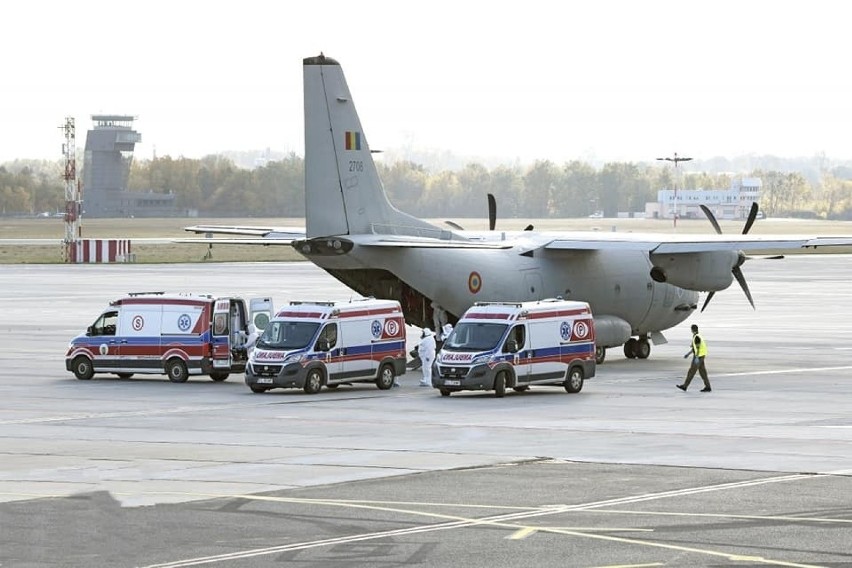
[303,54,440,239]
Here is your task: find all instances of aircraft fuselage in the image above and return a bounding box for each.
[295,236,698,338]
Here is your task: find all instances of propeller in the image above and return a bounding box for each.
[487,193,534,231]
[698,202,761,312]
[445,194,533,232]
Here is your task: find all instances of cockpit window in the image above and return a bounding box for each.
[443,323,507,352]
[256,320,319,350]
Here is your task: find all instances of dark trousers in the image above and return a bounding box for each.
[683,356,710,389]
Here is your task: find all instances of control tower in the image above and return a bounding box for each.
[82,115,175,217]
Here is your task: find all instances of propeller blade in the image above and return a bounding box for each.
[700,204,722,235]
[524,224,534,231]
[742,202,759,234]
[445,220,465,231]
[487,193,497,231]
[700,291,715,313]
[732,266,755,310]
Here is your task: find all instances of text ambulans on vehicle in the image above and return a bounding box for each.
[65,292,273,383]
[245,298,407,394]
[433,298,596,397]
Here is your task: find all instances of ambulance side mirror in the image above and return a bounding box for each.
[86,326,94,336]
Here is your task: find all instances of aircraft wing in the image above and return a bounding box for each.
[176,225,306,245]
[357,237,514,249]
[542,233,852,254]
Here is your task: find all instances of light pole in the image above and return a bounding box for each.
[656,152,692,229]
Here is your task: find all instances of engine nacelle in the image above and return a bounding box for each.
[649,251,738,291]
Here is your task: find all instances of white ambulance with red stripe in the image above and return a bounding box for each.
[65,292,273,382]
[245,298,407,394]
[433,298,596,397]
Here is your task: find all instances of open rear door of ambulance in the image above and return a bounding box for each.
[211,299,232,370]
[249,297,274,331]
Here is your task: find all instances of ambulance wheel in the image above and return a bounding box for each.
[513,386,529,392]
[166,359,189,383]
[304,368,323,394]
[249,385,267,393]
[209,372,229,382]
[72,356,94,380]
[375,364,395,390]
[116,373,134,379]
[564,366,584,393]
[440,389,451,397]
[494,372,506,398]
[595,346,606,364]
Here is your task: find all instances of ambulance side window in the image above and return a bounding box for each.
[90,311,118,336]
[316,323,338,351]
[503,325,525,353]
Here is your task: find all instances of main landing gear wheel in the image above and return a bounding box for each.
[623,338,651,359]
[595,346,606,364]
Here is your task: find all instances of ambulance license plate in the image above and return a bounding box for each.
[444,380,460,386]
[257,378,274,384]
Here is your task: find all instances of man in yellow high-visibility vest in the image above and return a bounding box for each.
[677,324,712,392]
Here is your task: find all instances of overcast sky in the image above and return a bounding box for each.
[2,1,849,165]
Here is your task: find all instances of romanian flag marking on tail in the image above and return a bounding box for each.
[345,131,361,150]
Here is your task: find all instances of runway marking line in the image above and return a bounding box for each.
[137,472,835,568]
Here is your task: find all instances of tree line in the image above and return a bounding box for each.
[3,154,852,219]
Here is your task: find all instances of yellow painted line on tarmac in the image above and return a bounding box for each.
[508,526,537,539]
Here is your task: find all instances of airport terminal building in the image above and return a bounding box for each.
[646,177,762,220]
[82,115,176,217]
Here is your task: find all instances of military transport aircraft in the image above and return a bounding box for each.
[185,54,852,363]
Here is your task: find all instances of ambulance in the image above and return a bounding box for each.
[245,298,407,394]
[433,298,596,397]
[65,292,273,382]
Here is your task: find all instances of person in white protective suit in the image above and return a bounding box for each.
[244,323,259,356]
[418,327,437,387]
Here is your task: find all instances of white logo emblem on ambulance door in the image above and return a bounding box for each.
[132,315,144,331]
[384,319,399,337]
[371,320,382,339]
[99,343,109,355]
[178,314,192,332]
[573,321,590,340]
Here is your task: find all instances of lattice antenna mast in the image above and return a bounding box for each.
[61,117,82,260]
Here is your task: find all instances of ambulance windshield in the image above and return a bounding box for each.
[257,320,319,350]
[443,322,507,352]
